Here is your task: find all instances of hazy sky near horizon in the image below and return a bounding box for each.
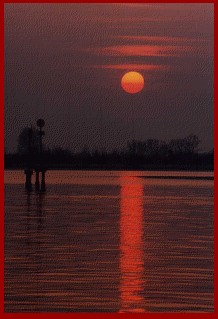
[4,3,214,153]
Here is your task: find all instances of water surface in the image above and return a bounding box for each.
[4,170,214,312]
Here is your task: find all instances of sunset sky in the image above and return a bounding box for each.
[4,3,214,153]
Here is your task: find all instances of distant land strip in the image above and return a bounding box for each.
[139,176,214,180]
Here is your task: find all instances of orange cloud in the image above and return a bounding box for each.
[113,35,209,44]
[87,45,196,57]
[92,64,170,71]
[84,16,167,23]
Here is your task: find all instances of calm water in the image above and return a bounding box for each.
[4,170,214,313]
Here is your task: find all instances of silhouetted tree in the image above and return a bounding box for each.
[17,127,40,155]
[183,134,201,154]
[5,130,213,170]
[169,134,200,155]
[168,134,200,164]
[157,141,169,164]
[81,145,90,156]
[127,140,147,155]
[92,150,101,165]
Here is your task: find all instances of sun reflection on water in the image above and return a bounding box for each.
[119,176,146,313]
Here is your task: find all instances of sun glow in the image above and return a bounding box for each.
[121,71,144,94]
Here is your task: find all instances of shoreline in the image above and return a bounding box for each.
[4,166,214,173]
[139,175,214,180]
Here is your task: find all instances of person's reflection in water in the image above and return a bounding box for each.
[25,190,31,247]
[24,189,44,246]
[36,190,44,306]
[119,176,146,313]
[36,189,44,231]
[24,188,44,310]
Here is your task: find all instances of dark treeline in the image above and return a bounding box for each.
[4,130,214,171]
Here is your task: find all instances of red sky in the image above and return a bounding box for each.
[4,3,214,153]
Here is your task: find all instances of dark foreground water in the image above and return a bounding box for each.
[4,170,214,313]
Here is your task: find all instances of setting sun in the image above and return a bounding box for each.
[121,71,144,94]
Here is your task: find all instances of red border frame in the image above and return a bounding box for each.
[3,1,215,317]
